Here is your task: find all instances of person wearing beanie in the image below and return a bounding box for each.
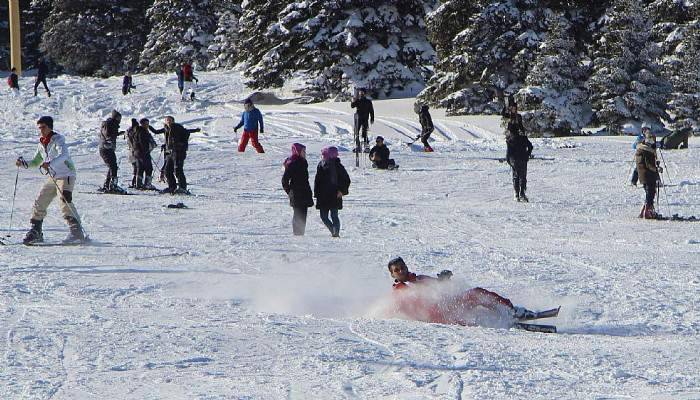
[98,110,126,193]
[15,116,85,244]
[234,98,265,153]
[314,146,351,237]
[282,143,314,235]
[368,136,397,170]
[149,116,201,194]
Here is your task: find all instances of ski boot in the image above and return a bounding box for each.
[109,178,128,194]
[23,219,44,245]
[160,187,176,195]
[515,193,521,202]
[174,187,191,195]
[639,205,657,219]
[519,193,529,202]
[63,217,86,244]
[143,176,157,191]
[135,176,145,190]
[513,306,536,320]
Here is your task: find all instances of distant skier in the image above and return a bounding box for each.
[506,127,533,202]
[7,67,19,95]
[98,110,127,194]
[369,136,397,169]
[150,116,200,194]
[235,98,265,153]
[501,96,525,137]
[176,67,184,95]
[635,124,661,219]
[387,257,537,325]
[351,88,375,150]
[282,143,314,236]
[127,118,158,190]
[181,62,198,101]
[122,72,135,95]
[417,104,434,152]
[15,116,85,244]
[34,59,51,97]
[314,146,351,237]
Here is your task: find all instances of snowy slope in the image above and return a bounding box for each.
[0,72,699,399]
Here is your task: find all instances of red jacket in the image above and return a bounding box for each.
[182,64,193,81]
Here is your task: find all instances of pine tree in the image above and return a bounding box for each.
[140,0,216,73]
[516,15,590,136]
[668,20,700,133]
[418,0,549,115]
[40,0,151,76]
[22,0,53,68]
[586,0,671,133]
[240,0,438,100]
[0,3,9,70]
[207,0,243,70]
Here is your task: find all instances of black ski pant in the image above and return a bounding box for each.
[34,77,50,95]
[292,207,308,236]
[358,118,369,143]
[644,183,656,207]
[99,147,118,187]
[421,129,433,147]
[373,159,396,169]
[320,208,340,236]
[135,154,154,179]
[509,157,528,195]
[164,150,187,191]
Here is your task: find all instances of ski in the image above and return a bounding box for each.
[80,190,135,196]
[513,322,557,333]
[517,306,560,321]
[24,238,97,247]
[497,157,555,163]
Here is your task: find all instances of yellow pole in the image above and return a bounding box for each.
[8,0,22,74]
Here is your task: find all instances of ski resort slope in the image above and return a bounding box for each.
[0,72,699,399]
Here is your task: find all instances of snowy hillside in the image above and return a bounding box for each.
[0,72,699,399]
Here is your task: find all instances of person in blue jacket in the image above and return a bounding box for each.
[235,98,265,153]
[630,132,644,186]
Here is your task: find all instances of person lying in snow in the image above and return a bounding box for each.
[387,257,536,325]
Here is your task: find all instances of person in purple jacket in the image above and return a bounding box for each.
[235,98,265,153]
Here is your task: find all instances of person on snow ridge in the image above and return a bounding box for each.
[635,124,661,219]
[34,59,51,97]
[314,146,351,237]
[235,98,265,153]
[127,118,158,190]
[387,257,534,325]
[122,71,135,95]
[351,88,375,148]
[150,116,200,194]
[98,110,127,193]
[505,109,533,202]
[629,132,644,186]
[181,62,198,101]
[417,103,434,152]
[16,116,85,244]
[282,143,314,236]
[7,67,19,96]
[369,136,397,170]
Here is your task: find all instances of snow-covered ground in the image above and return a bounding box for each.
[1,72,699,399]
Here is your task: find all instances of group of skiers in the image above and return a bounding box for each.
[6,59,52,97]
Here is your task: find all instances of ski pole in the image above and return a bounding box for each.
[6,166,20,238]
[43,167,89,240]
[658,148,673,185]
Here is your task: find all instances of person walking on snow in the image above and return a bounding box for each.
[122,72,135,95]
[34,59,51,97]
[351,88,374,149]
[150,116,200,194]
[181,62,198,101]
[369,136,397,169]
[501,96,525,137]
[635,124,661,219]
[16,116,85,244]
[417,104,434,152]
[235,98,265,153]
[387,257,536,325]
[127,118,158,190]
[98,110,127,194]
[314,146,350,237]
[7,67,19,96]
[282,143,314,236]
[504,99,532,202]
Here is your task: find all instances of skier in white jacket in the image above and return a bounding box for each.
[16,116,85,244]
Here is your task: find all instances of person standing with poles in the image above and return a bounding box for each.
[351,88,374,153]
[417,103,434,152]
[34,59,51,97]
[235,98,265,153]
[150,116,200,194]
[98,110,127,194]
[635,124,661,219]
[15,116,85,244]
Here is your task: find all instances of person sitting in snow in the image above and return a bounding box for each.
[387,257,535,324]
[368,136,397,170]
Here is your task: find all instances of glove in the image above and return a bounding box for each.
[234,128,238,134]
[161,144,166,151]
[16,157,28,168]
[437,270,452,280]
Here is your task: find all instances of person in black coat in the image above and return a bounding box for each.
[122,72,135,95]
[351,89,374,146]
[506,130,533,202]
[314,146,351,237]
[34,59,51,97]
[127,118,158,190]
[369,136,397,169]
[418,104,434,152]
[150,116,200,194]
[282,143,314,235]
[8,67,19,95]
[98,110,125,193]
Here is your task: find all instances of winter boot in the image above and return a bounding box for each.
[109,177,127,194]
[143,176,157,190]
[63,217,86,243]
[515,193,521,202]
[99,175,112,192]
[520,193,529,202]
[640,204,657,219]
[174,187,191,195]
[513,306,536,320]
[23,219,44,245]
